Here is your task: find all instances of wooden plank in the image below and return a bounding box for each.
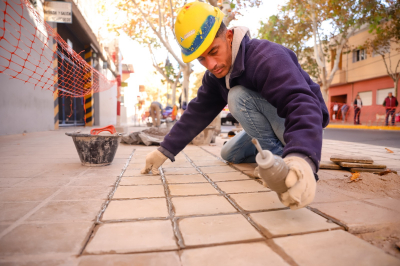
[330,154,373,164]
[350,168,387,173]
[339,162,386,169]
[320,161,342,170]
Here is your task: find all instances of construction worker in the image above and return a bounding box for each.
[149,101,162,127]
[141,2,329,209]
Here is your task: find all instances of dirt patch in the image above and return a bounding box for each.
[319,172,400,199]
[356,224,400,259]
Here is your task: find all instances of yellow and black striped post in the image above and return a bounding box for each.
[84,45,94,126]
[52,23,59,130]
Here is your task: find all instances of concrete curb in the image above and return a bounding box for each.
[327,124,400,131]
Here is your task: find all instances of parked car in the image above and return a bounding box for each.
[220,105,238,125]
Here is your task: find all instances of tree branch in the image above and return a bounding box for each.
[131,0,185,67]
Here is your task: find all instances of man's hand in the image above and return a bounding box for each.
[278,157,316,210]
[141,150,168,175]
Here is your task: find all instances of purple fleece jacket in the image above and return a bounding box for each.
[159,36,329,171]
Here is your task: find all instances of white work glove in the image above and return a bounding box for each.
[141,150,168,175]
[278,157,316,210]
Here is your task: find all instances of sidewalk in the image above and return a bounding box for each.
[0,128,399,265]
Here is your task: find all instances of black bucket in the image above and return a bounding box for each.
[66,132,121,166]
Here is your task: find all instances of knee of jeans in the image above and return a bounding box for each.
[228,85,247,117]
[220,143,238,163]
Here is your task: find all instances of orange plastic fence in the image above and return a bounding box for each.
[0,0,116,97]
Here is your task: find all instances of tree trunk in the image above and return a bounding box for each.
[171,83,176,106]
[182,63,191,103]
[395,78,399,97]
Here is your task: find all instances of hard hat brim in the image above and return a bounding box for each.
[181,12,225,63]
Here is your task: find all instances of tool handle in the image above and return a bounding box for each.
[90,125,117,135]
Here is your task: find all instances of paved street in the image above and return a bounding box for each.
[324,128,400,148]
[0,128,399,265]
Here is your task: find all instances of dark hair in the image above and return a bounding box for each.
[215,22,227,38]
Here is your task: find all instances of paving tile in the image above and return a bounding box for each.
[0,202,39,222]
[79,252,181,266]
[102,198,169,221]
[0,187,55,202]
[119,176,162,185]
[207,172,251,182]
[0,178,29,188]
[85,220,177,254]
[231,163,258,171]
[13,177,73,187]
[169,183,218,196]
[179,214,263,246]
[124,168,150,177]
[0,222,93,256]
[28,200,103,222]
[273,230,400,266]
[163,168,199,175]
[166,174,207,184]
[79,169,119,178]
[217,180,270,194]
[0,169,43,178]
[172,195,236,216]
[200,166,237,174]
[312,185,354,203]
[320,161,342,170]
[194,160,227,167]
[69,176,118,187]
[311,201,400,233]
[230,192,286,211]
[365,198,400,213]
[54,186,112,201]
[180,242,289,266]
[190,156,219,162]
[113,185,165,199]
[250,209,340,237]
[126,163,144,169]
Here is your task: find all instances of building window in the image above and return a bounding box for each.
[376,88,395,105]
[353,49,366,62]
[357,91,372,106]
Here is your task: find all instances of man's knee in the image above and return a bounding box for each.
[220,142,232,162]
[227,85,247,117]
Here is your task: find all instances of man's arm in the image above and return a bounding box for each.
[159,74,227,160]
[251,51,324,171]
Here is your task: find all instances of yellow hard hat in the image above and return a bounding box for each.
[175,1,224,63]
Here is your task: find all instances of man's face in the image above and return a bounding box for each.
[197,30,233,78]
[389,93,393,97]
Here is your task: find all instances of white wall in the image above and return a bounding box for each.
[0,0,54,135]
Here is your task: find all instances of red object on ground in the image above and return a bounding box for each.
[90,125,117,135]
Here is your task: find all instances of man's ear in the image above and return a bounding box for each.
[226,29,233,44]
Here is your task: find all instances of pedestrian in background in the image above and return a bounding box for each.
[332,102,339,120]
[341,103,349,122]
[150,101,163,127]
[353,95,362,125]
[383,92,398,126]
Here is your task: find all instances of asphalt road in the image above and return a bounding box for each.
[221,125,400,148]
[323,128,400,148]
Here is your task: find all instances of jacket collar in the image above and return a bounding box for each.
[229,35,249,80]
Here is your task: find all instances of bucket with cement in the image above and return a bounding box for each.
[66,132,121,166]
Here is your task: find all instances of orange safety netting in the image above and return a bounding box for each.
[0,0,116,98]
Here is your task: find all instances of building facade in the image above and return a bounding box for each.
[0,0,120,135]
[327,25,400,125]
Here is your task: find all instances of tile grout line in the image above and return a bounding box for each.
[78,148,137,256]
[198,146,264,185]
[94,149,136,224]
[159,167,185,249]
[182,151,299,266]
[0,168,92,240]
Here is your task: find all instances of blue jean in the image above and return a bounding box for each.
[221,86,286,163]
